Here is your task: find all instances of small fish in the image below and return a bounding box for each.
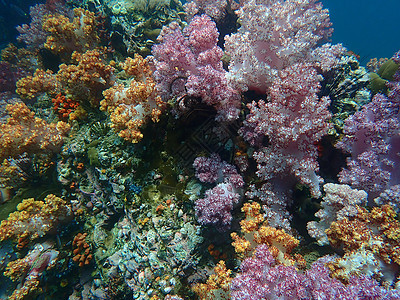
[9,3,27,18]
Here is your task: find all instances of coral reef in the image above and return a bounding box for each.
[0,0,399,299]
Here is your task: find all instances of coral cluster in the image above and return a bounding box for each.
[101,54,164,143]
[72,232,93,267]
[0,102,70,161]
[0,194,72,248]
[307,183,368,245]
[336,55,400,200]
[4,242,59,300]
[42,8,100,56]
[16,69,61,99]
[326,204,400,286]
[152,14,241,121]
[1,0,400,299]
[225,0,343,93]
[193,154,244,230]
[230,245,400,299]
[241,63,332,230]
[57,48,115,106]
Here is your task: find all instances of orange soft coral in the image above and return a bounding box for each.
[231,202,302,266]
[51,93,80,121]
[326,205,400,285]
[42,8,99,56]
[192,261,232,300]
[16,69,61,99]
[57,48,115,106]
[0,102,70,161]
[0,194,72,248]
[101,54,165,143]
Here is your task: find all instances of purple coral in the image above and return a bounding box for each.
[225,0,344,93]
[336,93,400,200]
[336,51,400,200]
[231,245,400,300]
[241,64,331,198]
[193,154,244,230]
[151,14,241,121]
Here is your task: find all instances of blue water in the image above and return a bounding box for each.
[323,0,400,63]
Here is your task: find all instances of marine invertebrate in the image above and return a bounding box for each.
[101,54,164,143]
[57,48,115,106]
[16,69,61,99]
[307,183,368,245]
[241,64,331,197]
[184,0,229,21]
[225,0,343,93]
[42,8,100,56]
[240,63,331,230]
[230,245,400,299]
[4,242,59,300]
[193,154,244,230]
[51,93,80,121]
[0,102,70,161]
[0,194,72,248]
[72,232,93,267]
[151,14,241,121]
[336,93,400,200]
[326,205,400,286]
[231,202,302,266]
[192,260,232,299]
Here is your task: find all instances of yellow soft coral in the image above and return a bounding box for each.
[0,103,70,161]
[231,201,302,266]
[101,54,165,143]
[57,48,115,106]
[326,205,400,284]
[43,8,99,56]
[193,261,232,300]
[0,194,72,248]
[16,69,61,99]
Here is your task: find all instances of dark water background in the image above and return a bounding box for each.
[323,0,400,63]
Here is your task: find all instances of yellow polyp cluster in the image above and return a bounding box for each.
[0,103,70,161]
[326,205,400,279]
[192,260,232,300]
[16,69,61,99]
[43,8,99,55]
[57,48,115,105]
[0,194,71,248]
[239,202,264,232]
[231,232,251,255]
[138,217,150,226]
[100,54,165,143]
[231,201,301,266]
